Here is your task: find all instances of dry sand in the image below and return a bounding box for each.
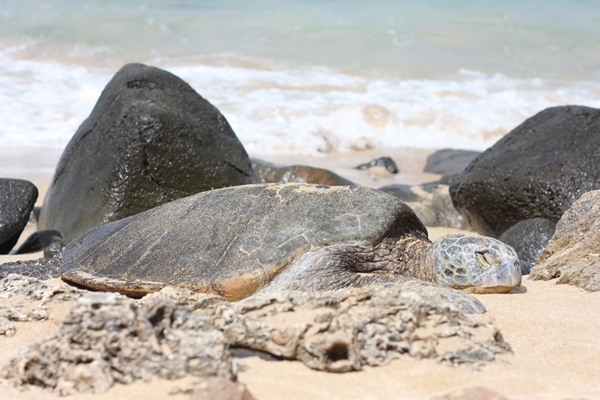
[1,147,599,399]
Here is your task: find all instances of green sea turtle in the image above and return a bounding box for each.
[44,183,522,314]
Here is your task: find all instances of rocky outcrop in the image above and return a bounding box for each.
[1,292,234,395]
[450,106,600,237]
[0,179,38,254]
[251,159,354,186]
[498,218,556,264]
[531,190,600,291]
[1,283,510,394]
[38,63,256,240]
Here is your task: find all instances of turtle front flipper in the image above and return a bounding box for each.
[0,258,62,280]
[257,246,486,314]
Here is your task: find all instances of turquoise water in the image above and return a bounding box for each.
[1,0,599,153]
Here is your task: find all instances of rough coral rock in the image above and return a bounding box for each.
[1,292,235,394]
[531,190,600,291]
[0,274,84,336]
[199,288,510,372]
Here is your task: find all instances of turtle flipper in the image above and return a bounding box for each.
[257,247,486,314]
[0,258,62,280]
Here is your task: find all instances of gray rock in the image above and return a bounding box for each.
[450,106,600,238]
[380,182,469,229]
[1,292,234,395]
[498,218,556,264]
[13,229,63,254]
[38,63,256,241]
[423,149,481,175]
[0,179,38,254]
[251,158,354,186]
[354,156,399,174]
[531,190,600,291]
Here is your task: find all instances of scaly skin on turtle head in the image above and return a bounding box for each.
[426,233,522,294]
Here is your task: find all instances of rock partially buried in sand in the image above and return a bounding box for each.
[38,63,256,241]
[57,183,524,314]
[429,386,512,400]
[1,292,234,395]
[450,106,600,238]
[251,158,354,186]
[200,287,512,372]
[0,178,38,254]
[531,190,600,291]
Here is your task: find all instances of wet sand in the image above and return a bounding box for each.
[1,147,599,399]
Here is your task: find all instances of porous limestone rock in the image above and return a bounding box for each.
[531,190,600,291]
[1,292,234,394]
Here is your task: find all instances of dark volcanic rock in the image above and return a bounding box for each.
[355,156,399,174]
[38,63,256,240]
[13,230,63,254]
[450,106,600,237]
[498,218,556,264]
[0,179,38,254]
[251,159,354,186]
[531,190,600,291]
[423,149,481,176]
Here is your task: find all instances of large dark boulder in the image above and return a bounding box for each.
[38,63,256,240]
[450,106,600,237]
[0,179,38,254]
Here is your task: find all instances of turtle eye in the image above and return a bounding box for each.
[475,250,496,269]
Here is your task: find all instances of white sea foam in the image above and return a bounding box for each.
[1,47,600,156]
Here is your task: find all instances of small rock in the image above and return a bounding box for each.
[423,149,481,175]
[191,377,256,400]
[251,159,354,186]
[13,229,63,254]
[380,183,469,229]
[354,157,399,174]
[0,178,38,254]
[430,386,512,400]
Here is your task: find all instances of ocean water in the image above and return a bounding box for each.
[1,0,600,155]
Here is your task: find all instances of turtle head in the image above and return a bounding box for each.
[429,233,522,294]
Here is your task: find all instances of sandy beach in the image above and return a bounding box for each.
[1,147,599,400]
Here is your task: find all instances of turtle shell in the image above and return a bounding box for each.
[60,183,426,299]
